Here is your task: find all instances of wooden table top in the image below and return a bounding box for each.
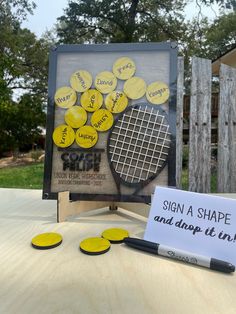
[0,188,235,314]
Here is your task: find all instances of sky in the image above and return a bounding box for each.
[22,0,222,38]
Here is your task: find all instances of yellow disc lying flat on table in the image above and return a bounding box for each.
[32,232,63,250]
[70,70,92,92]
[75,125,98,148]
[146,81,170,105]
[52,124,75,148]
[80,237,111,255]
[54,86,77,108]
[105,91,128,113]
[81,89,103,112]
[65,106,87,128]
[95,71,117,94]
[91,109,114,132]
[123,76,146,100]
[113,57,136,80]
[102,228,129,243]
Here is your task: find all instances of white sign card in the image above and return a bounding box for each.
[144,186,236,264]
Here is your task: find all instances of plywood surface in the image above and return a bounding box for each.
[0,188,236,314]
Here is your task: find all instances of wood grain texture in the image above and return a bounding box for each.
[217,64,236,192]
[188,57,212,193]
[0,188,236,314]
[176,57,184,189]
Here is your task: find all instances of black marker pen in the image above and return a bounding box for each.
[123,237,235,273]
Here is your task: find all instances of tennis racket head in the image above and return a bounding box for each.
[107,103,171,193]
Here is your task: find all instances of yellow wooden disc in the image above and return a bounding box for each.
[146,81,170,105]
[101,228,129,243]
[105,91,128,113]
[123,77,146,100]
[70,70,92,92]
[81,89,103,112]
[91,109,114,132]
[54,86,77,108]
[65,106,87,128]
[80,237,111,255]
[112,57,136,80]
[31,232,62,249]
[52,124,75,148]
[75,125,98,148]
[95,71,117,94]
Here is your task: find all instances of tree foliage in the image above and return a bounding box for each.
[57,0,187,43]
[0,0,50,154]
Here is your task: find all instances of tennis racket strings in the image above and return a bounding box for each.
[108,104,171,192]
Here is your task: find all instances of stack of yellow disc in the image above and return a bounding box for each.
[52,124,75,148]
[123,77,146,100]
[64,106,87,128]
[70,70,92,92]
[31,232,63,250]
[91,109,114,132]
[80,237,111,255]
[101,228,129,243]
[75,125,98,148]
[146,81,170,105]
[54,86,77,108]
[112,57,136,80]
[105,91,128,113]
[95,71,117,94]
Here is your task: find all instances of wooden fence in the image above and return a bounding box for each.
[176,56,236,193]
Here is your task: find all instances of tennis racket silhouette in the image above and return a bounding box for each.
[107,103,171,197]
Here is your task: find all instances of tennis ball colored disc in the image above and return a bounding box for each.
[101,228,129,243]
[54,86,77,108]
[70,70,92,92]
[95,71,117,94]
[75,125,98,148]
[113,57,136,80]
[91,109,114,132]
[105,91,128,113]
[146,81,170,105]
[65,106,87,128]
[123,76,146,100]
[81,89,103,112]
[52,124,75,148]
[31,232,63,250]
[80,237,111,255]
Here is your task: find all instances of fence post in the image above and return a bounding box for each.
[217,64,236,192]
[188,57,211,193]
[176,57,184,189]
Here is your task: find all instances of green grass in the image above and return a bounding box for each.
[0,163,44,189]
[182,168,217,192]
[0,162,217,192]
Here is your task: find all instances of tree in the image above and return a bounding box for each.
[204,12,236,58]
[57,0,187,44]
[0,0,50,155]
[0,94,46,155]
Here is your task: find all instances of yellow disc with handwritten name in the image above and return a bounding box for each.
[146,81,170,105]
[91,109,114,132]
[105,91,128,113]
[102,228,129,243]
[54,86,77,108]
[70,70,92,92]
[52,124,75,148]
[113,57,136,80]
[32,232,63,250]
[81,89,103,112]
[80,237,111,255]
[65,106,87,128]
[75,125,98,148]
[95,71,117,94]
[123,77,146,100]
